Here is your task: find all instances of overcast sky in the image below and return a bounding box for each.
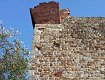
[0,0,105,51]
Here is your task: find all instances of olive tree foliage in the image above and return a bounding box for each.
[0,24,30,80]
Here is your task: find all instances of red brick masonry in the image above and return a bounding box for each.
[30,1,60,26]
[30,1,70,28]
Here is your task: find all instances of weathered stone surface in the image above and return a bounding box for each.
[29,17,105,80]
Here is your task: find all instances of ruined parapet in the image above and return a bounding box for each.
[30,1,60,28]
[30,1,70,28]
[60,8,70,23]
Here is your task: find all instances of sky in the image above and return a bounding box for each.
[0,0,105,51]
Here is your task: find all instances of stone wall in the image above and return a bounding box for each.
[29,17,105,80]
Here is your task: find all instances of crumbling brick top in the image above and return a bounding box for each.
[60,9,70,23]
[30,1,60,28]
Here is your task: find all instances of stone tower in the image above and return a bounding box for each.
[29,1,105,80]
